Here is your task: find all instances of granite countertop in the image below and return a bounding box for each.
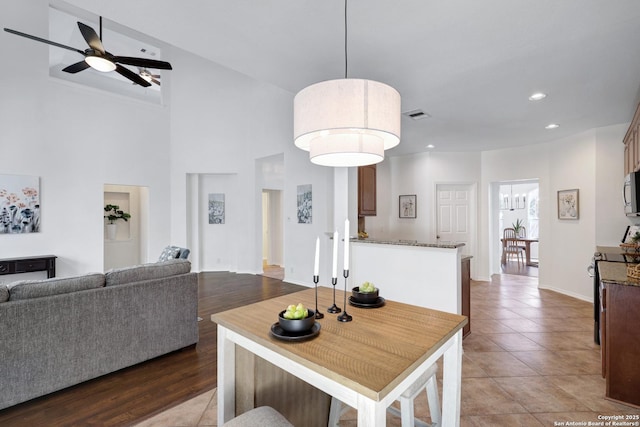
[599,261,640,287]
[350,238,464,249]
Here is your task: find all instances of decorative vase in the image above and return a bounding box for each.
[106,223,117,240]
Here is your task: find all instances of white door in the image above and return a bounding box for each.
[436,184,473,255]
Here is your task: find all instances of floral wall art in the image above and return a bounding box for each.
[557,189,579,220]
[0,174,40,234]
[208,193,225,224]
[297,184,312,224]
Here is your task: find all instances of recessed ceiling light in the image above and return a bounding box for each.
[426,144,435,149]
[545,123,559,129]
[529,92,547,101]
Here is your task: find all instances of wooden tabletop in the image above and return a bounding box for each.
[211,286,467,401]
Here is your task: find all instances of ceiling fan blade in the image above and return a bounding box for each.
[4,28,85,55]
[114,56,172,70]
[62,61,90,74]
[150,77,161,86]
[77,22,105,54]
[115,64,151,87]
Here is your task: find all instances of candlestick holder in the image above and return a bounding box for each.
[337,269,352,322]
[313,275,324,319]
[327,277,341,313]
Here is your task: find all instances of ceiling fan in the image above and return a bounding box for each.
[3,17,172,87]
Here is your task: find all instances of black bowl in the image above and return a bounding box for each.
[352,286,379,303]
[278,309,316,333]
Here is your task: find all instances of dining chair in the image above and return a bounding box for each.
[222,406,293,427]
[503,228,524,265]
[327,362,440,427]
[516,226,527,249]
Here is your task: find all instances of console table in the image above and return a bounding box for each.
[0,255,57,278]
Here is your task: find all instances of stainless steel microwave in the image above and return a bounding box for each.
[624,171,640,216]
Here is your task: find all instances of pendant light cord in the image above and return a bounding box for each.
[344,0,348,79]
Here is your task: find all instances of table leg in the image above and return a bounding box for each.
[525,241,532,266]
[217,326,236,425]
[356,395,386,426]
[501,240,506,265]
[441,330,462,427]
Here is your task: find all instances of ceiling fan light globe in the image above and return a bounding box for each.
[85,55,116,72]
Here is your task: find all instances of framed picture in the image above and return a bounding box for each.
[557,189,579,220]
[623,225,640,243]
[297,184,312,224]
[208,193,225,224]
[399,194,417,218]
[0,174,41,234]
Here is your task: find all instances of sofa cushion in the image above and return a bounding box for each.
[105,259,191,287]
[7,273,105,301]
[0,284,8,303]
[158,246,181,262]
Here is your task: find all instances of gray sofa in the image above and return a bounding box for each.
[0,259,198,410]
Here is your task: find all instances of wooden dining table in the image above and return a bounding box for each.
[211,286,467,427]
[501,237,539,266]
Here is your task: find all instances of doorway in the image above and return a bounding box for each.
[262,189,283,279]
[436,183,477,259]
[494,180,539,277]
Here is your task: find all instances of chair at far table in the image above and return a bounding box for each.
[503,228,524,266]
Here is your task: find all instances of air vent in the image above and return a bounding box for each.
[402,109,431,120]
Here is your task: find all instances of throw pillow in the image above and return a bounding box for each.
[0,284,8,303]
[158,246,181,262]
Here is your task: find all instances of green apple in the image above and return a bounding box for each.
[283,302,308,319]
[360,281,376,293]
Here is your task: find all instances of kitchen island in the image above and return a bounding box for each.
[598,261,640,408]
[350,238,465,315]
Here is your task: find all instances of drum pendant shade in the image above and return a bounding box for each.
[293,78,401,167]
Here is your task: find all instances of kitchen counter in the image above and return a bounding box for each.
[350,239,464,313]
[351,238,464,249]
[598,261,640,287]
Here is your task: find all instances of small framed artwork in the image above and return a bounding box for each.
[623,225,640,243]
[208,193,225,224]
[399,194,417,218]
[557,189,579,220]
[297,184,312,224]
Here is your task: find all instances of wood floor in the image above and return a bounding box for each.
[0,272,305,427]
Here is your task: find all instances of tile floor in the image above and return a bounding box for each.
[134,273,640,427]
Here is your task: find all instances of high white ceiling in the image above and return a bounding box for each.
[58,0,640,155]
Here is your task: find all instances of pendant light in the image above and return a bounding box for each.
[293,0,401,167]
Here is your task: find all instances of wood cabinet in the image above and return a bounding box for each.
[357,165,377,216]
[461,256,471,338]
[600,280,640,407]
[623,102,640,175]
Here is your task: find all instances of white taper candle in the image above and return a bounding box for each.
[332,230,338,279]
[344,219,349,271]
[314,237,320,276]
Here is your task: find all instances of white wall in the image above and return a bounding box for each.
[167,45,335,285]
[0,0,172,281]
[480,125,627,301]
[365,152,481,240]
